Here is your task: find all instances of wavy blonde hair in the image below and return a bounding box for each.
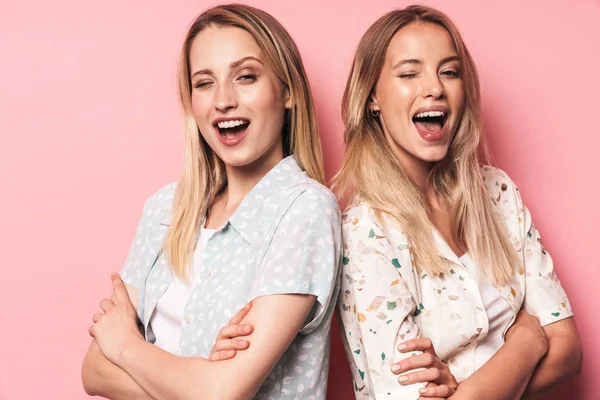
[164,4,324,277]
[333,5,518,285]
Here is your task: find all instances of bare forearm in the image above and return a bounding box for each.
[523,334,584,399]
[450,340,544,400]
[114,338,237,400]
[82,340,154,399]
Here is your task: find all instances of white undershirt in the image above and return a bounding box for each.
[151,228,216,355]
[459,254,513,371]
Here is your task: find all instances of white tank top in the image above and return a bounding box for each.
[459,254,514,370]
[150,228,216,355]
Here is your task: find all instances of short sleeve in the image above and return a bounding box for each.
[339,205,426,399]
[520,204,574,326]
[249,188,342,334]
[120,192,161,291]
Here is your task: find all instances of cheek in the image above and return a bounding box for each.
[245,83,286,128]
[191,93,212,123]
[379,80,416,115]
[253,84,282,113]
[447,82,466,111]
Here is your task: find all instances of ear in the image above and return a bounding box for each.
[284,88,292,109]
[368,92,380,112]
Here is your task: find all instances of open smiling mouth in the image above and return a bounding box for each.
[412,110,448,135]
[215,119,250,139]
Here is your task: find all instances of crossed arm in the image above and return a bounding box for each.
[450,315,582,400]
[81,275,316,400]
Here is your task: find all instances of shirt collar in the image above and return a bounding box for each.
[226,155,305,244]
[431,227,463,267]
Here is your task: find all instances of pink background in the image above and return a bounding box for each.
[1,0,598,398]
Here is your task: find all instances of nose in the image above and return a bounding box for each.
[422,71,445,99]
[214,81,237,112]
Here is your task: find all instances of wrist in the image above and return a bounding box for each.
[111,335,144,368]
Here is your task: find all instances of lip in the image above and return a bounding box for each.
[412,105,450,117]
[212,116,251,147]
[412,105,450,142]
[212,116,251,127]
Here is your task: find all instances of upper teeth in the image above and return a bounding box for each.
[217,120,248,129]
[415,111,445,118]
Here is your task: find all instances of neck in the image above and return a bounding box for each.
[394,152,441,209]
[221,148,284,208]
[403,159,433,192]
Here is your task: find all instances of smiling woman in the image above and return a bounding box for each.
[80,4,342,400]
[333,5,582,400]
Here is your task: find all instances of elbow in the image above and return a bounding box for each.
[554,335,584,381]
[81,365,97,396]
[81,355,102,396]
[570,341,584,378]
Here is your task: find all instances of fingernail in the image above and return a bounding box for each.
[243,325,252,332]
[419,388,428,394]
[239,340,249,346]
[398,375,408,383]
[397,344,407,351]
[391,364,401,373]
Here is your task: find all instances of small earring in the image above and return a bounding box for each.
[370,109,380,117]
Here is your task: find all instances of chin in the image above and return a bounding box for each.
[219,153,256,168]
[417,146,450,163]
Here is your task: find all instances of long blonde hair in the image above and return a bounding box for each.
[165,4,324,277]
[334,5,518,285]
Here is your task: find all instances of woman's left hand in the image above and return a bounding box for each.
[89,274,144,364]
[418,382,450,400]
[392,338,458,398]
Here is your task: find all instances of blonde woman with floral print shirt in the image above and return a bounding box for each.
[334,5,582,400]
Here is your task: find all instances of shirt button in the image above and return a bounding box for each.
[185,315,191,323]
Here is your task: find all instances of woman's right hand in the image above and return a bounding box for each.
[208,303,255,361]
[504,310,549,358]
[392,338,458,398]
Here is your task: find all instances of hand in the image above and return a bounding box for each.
[391,338,458,398]
[209,303,254,361]
[89,274,143,364]
[505,310,549,357]
[419,382,449,400]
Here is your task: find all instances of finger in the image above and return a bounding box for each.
[398,367,442,386]
[211,338,250,353]
[111,273,130,305]
[228,303,252,326]
[208,349,236,361]
[88,324,95,337]
[392,353,442,374]
[99,299,114,313]
[398,338,435,354]
[217,324,254,340]
[92,312,103,323]
[419,384,454,398]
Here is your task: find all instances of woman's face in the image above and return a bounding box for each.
[189,26,290,169]
[371,22,465,171]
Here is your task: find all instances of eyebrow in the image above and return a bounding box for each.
[191,56,263,79]
[392,55,460,69]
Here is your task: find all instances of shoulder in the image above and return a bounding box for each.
[480,166,529,236]
[285,178,341,222]
[141,181,178,222]
[480,165,519,196]
[342,199,384,237]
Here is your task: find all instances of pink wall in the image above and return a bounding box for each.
[1,0,598,398]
